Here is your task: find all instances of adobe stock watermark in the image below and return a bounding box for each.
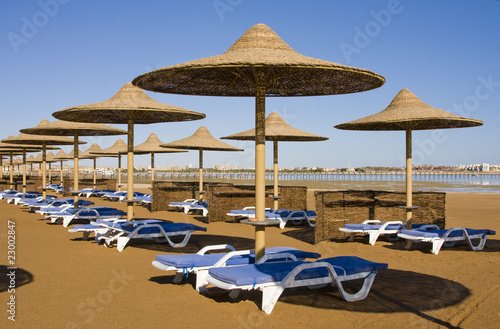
[397,74,499,167]
[7,0,71,54]
[65,268,135,329]
[339,0,407,64]
[213,0,244,21]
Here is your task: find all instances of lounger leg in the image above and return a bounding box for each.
[228,289,241,300]
[347,233,356,242]
[405,239,414,250]
[432,240,445,255]
[173,272,184,284]
[83,231,90,241]
[279,220,286,230]
[117,236,130,252]
[368,232,382,245]
[196,271,209,292]
[467,234,488,251]
[335,273,377,302]
[261,286,285,314]
[165,232,193,248]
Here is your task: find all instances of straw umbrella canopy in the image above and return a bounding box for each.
[20,119,126,207]
[335,88,483,228]
[134,133,187,187]
[132,23,385,258]
[2,129,77,198]
[90,139,126,191]
[161,126,243,198]
[222,112,328,209]
[52,82,206,221]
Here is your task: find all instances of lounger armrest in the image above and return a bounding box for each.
[441,227,467,239]
[196,244,236,255]
[256,252,298,264]
[213,250,252,268]
[362,220,383,225]
[379,221,404,229]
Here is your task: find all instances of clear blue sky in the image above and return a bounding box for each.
[1,0,499,169]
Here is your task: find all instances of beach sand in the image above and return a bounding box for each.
[1,190,499,328]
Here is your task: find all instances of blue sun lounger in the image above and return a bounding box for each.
[54,207,127,227]
[94,219,207,252]
[338,220,438,245]
[206,255,388,314]
[397,227,496,255]
[152,245,321,292]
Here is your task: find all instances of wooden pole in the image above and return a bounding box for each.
[127,116,134,221]
[22,150,27,194]
[198,149,203,200]
[42,144,47,199]
[273,140,279,210]
[73,135,80,208]
[254,71,266,260]
[406,129,413,229]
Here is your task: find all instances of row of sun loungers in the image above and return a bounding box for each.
[339,219,496,255]
[2,188,496,314]
[152,244,388,314]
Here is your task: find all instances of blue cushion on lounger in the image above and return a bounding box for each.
[343,223,402,231]
[155,247,321,268]
[119,222,207,235]
[209,256,388,286]
[400,228,496,238]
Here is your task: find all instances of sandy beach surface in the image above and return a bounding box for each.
[1,189,499,328]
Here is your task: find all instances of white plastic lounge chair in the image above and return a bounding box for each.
[206,255,388,314]
[339,220,406,245]
[37,199,95,215]
[182,201,208,217]
[397,227,496,255]
[168,199,197,209]
[54,207,127,227]
[94,219,207,252]
[0,190,19,200]
[226,207,273,219]
[152,245,321,292]
[265,209,316,229]
[68,218,127,241]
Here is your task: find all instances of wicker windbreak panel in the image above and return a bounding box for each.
[62,178,117,196]
[151,181,199,212]
[206,184,307,223]
[314,190,446,243]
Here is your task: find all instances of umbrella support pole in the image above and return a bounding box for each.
[74,135,80,208]
[118,155,122,192]
[9,152,14,190]
[127,118,134,221]
[273,140,279,210]
[42,144,47,199]
[93,158,97,189]
[198,149,204,200]
[151,152,155,189]
[22,150,26,194]
[406,129,413,229]
[255,77,266,260]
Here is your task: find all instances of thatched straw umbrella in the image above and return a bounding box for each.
[0,143,43,192]
[52,82,205,221]
[161,126,243,199]
[335,88,483,228]
[2,128,78,198]
[134,133,187,187]
[20,119,126,207]
[90,139,126,191]
[222,112,328,209]
[133,23,385,258]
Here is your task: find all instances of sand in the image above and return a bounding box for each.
[1,190,499,328]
